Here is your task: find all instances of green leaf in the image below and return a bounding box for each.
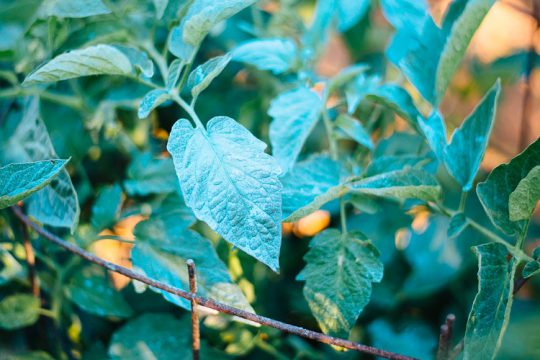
[167,117,282,271]
[5,98,79,231]
[132,209,252,311]
[166,59,184,90]
[364,154,433,177]
[109,314,191,359]
[335,114,373,149]
[169,0,256,61]
[66,265,133,318]
[364,84,421,130]
[444,80,501,191]
[448,212,467,239]
[523,260,540,279]
[418,111,448,162]
[124,153,179,196]
[153,0,169,19]
[508,165,540,221]
[281,154,341,221]
[23,45,152,86]
[350,168,441,203]
[39,0,110,18]
[138,89,170,119]
[11,351,55,360]
[269,87,323,172]
[464,243,517,360]
[90,184,123,230]
[232,38,297,74]
[0,159,68,209]
[297,229,383,337]
[477,138,540,236]
[368,319,437,360]
[0,294,40,330]
[386,0,496,104]
[0,248,25,286]
[187,54,231,99]
[112,45,154,78]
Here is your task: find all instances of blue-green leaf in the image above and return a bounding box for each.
[0,294,40,330]
[232,38,297,74]
[345,73,380,114]
[187,54,231,99]
[132,209,252,311]
[477,138,540,236]
[138,89,170,119]
[167,117,282,271]
[169,0,256,61]
[166,59,184,90]
[0,159,68,209]
[335,114,373,149]
[90,184,123,230]
[448,212,467,238]
[508,165,540,221]
[124,153,179,196]
[297,229,383,337]
[269,87,323,172]
[380,0,427,30]
[444,80,500,191]
[153,0,169,19]
[39,0,110,18]
[364,154,433,178]
[418,111,448,162]
[464,243,517,360]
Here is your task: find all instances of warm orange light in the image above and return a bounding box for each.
[293,210,331,237]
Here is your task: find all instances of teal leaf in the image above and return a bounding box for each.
[380,0,427,30]
[109,314,191,360]
[448,212,467,238]
[386,0,496,104]
[112,45,154,78]
[11,352,55,360]
[364,154,434,177]
[297,229,383,337]
[345,73,380,114]
[39,0,110,18]
[187,54,231,99]
[350,168,441,203]
[281,154,341,221]
[335,114,373,149]
[364,84,421,131]
[444,80,501,191]
[0,159,68,209]
[138,89,170,119]
[6,98,79,231]
[368,319,437,360]
[464,243,517,360]
[124,153,179,196]
[523,260,540,279]
[169,0,256,61]
[166,59,184,90]
[90,184,123,230]
[477,138,540,236]
[508,165,540,221]
[232,38,297,74]
[167,117,282,271]
[0,249,24,286]
[23,45,152,86]
[132,210,252,311]
[418,111,448,162]
[334,0,371,31]
[66,265,133,318]
[328,64,369,93]
[0,294,40,330]
[153,0,169,19]
[268,87,323,172]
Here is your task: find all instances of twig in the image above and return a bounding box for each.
[19,212,40,298]
[436,314,456,360]
[187,259,200,360]
[11,206,417,360]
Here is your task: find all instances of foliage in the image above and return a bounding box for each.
[0,0,539,359]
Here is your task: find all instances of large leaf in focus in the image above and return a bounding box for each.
[169,0,256,60]
[281,154,341,221]
[477,138,540,236]
[0,159,67,209]
[0,294,40,330]
[124,153,179,196]
[268,87,323,172]
[66,266,133,318]
[444,80,500,191]
[109,314,191,359]
[464,243,517,360]
[167,117,282,271]
[187,54,231,99]
[386,0,496,104]
[5,98,79,231]
[232,38,297,74]
[508,165,540,221]
[132,210,253,311]
[39,0,110,18]
[297,229,383,337]
[23,45,152,86]
[90,184,123,230]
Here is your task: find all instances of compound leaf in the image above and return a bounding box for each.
[297,229,383,337]
[0,159,68,209]
[269,87,323,172]
[167,117,282,271]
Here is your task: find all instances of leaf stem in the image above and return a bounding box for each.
[171,93,205,129]
[142,42,168,83]
[458,191,468,213]
[321,107,338,160]
[340,198,348,234]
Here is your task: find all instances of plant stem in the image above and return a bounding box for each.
[321,108,338,160]
[340,198,348,234]
[142,42,168,83]
[458,191,468,213]
[171,94,205,129]
[0,87,84,111]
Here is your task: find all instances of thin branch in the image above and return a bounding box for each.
[187,259,200,360]
[11,206,417,360]
[437,314,455,360]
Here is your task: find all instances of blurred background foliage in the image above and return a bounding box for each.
[0,0,539,359]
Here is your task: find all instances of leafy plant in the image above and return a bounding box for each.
[0,0,539,359]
